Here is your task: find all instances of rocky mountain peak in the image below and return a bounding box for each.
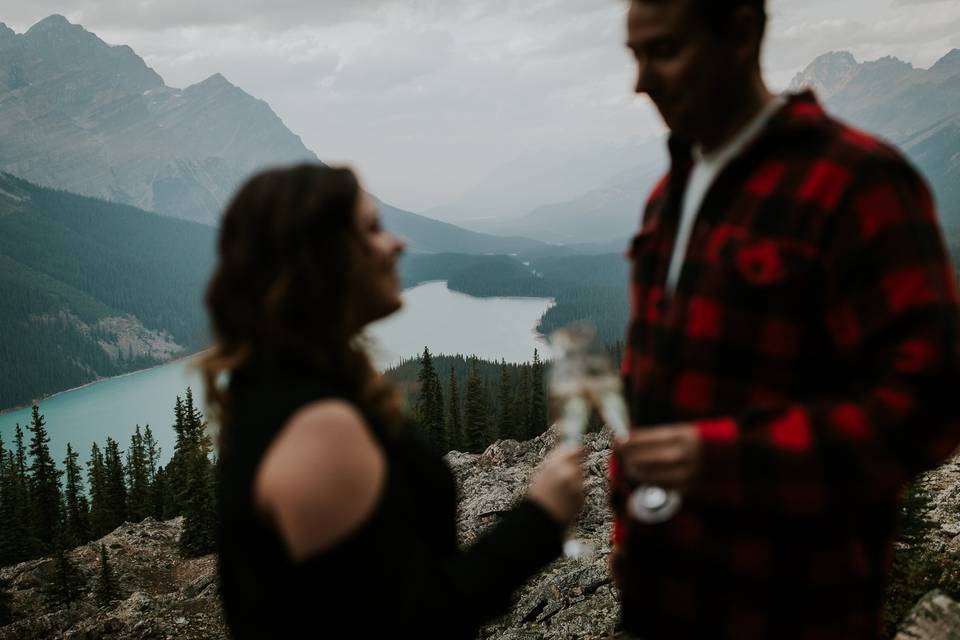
[930,48,960,74]
[789,50,859,98]
[864,55,913,71]
[192,72,234,91]
[24,14,80,39]
[18,14,164,94]
[0,22,16,42]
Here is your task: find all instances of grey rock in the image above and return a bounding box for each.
[895,590,960,640]
[2,428,958,639]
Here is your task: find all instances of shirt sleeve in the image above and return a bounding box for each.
[692,157,960,516]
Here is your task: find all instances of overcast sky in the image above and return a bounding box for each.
[5,0,960,211]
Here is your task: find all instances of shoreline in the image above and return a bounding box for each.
[0,347,212,416]
[1,282,557,416]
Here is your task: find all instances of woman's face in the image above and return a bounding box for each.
[347,189,406,328]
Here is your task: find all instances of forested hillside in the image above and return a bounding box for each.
[400,252,630,345]
[0,174,216,410]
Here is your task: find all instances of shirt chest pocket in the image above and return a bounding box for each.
[716,237,820,312]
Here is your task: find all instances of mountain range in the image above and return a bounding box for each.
[790,49,960,231]
[436,48,960,246]
[0,15,553,256]
[0,15,316,226]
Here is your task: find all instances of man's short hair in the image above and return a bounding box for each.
[634,0,767,37]
[696,0,766,36]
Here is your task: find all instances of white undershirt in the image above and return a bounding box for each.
[664,95,787,294]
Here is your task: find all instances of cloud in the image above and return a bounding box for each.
[3,0,956,211]
[331,29,456,94]
[3,0,388,33]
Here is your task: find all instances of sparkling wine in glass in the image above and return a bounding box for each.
[550,322,681,526]
[547,324,596,560]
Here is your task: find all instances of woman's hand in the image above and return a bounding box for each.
[526,444,586,527]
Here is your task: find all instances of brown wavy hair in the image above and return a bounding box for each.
[200,164,403,440]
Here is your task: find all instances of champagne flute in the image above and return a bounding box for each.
[548,324,596,560]
[549,323,681,526]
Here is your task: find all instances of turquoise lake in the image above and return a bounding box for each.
[0,281,554,467]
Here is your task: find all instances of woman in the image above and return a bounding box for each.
[203,164,584,639]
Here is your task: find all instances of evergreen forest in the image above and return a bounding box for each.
[0,387,218,590]
[0,173,217,411]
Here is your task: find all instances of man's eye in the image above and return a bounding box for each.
[650,42,677,58]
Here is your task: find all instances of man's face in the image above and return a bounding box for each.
[626,0,737,142]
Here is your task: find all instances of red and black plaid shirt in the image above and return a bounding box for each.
[610,90,960,639]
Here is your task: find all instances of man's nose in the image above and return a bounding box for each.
[634,60,654,95]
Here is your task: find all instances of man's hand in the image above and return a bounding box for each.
[608,543,626,589]
[612,423,702,490]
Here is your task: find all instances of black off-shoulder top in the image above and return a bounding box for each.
[217,364,564,639]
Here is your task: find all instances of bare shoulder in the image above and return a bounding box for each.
[253,399,387,561]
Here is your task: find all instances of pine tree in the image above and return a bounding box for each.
[416,348,447,452]
[179,454,217,557]
[11,424,38,559]
[43,538,86,610]
[13,424,26,480]
[168,388,209,518]
[166,395,188,515]
[175,388,217,556]
[527,349,548,439]
[0,437,8,565]
[447,367,463,452]
[62,444,91,549]
[125,426,152,522]
[142,425,160,487]
[430,374,447,453]
[153,465,173,520]
[94,543,120,606]
[26,405,63,551]
[515,366,531,439]
[86,443,112,538]
[0,576,12,626]
[184,388,206,458]
[0,450,32,566]
[103,437,128,528]
[464,357,490,453]
[496,360,514,440]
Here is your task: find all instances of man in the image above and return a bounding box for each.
[609,0,960,638]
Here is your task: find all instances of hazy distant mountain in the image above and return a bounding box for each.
[376,197,558,255]
[477,154,665,245]
[0,15,563,257]
[485,47,960,246]
[0,172,216,410]
[426,139,664,227]
[791,49,960,229]
[0,15,318,225]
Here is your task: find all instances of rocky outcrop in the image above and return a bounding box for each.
[0,517,226,640]
[449,428,619,639]
[895,590,960,640]
[1,428,958,639]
